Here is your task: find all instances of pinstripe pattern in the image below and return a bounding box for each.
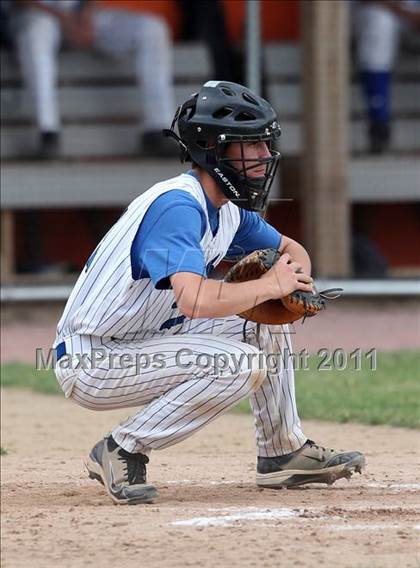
[219,319,306,456]
[56,317,305,457]
[54,172,306,460]
[55,173,241,342]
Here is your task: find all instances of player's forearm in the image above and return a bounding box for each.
[176,278,275,320]
[280,238,311,275]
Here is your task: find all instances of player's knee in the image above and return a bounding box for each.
[250,355,268,391]
[135,15,169,46]
[69,381,110,411]
[26,14,58,40]
[240,350,267,392]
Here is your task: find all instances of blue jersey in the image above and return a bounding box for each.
[55,172,281,343]
[131,183,281,288]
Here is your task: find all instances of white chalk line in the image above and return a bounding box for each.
[172,507,301,527]
[171,505,420,529]
[164,481,420,529]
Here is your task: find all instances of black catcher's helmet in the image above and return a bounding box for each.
[163,81,281,212]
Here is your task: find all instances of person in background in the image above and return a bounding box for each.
[0,1,14,49]
[10,0,177,159]
[179,0,244,85]
[354,0,420,154]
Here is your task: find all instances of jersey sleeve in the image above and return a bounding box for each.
[131,191,207,289]
[227,208,282,258]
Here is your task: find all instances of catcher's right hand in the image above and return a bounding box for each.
[260,251,314,298]
[224,249,342,325]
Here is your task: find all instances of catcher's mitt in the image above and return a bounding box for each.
[224,248,342,325]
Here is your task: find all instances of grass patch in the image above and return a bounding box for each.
[0,447,8,456]
[1,363,60,395]
[235,350,420,429]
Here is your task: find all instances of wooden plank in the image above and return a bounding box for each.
[264,42,420,79]
[0,123,288,159]
[3,81,419,125]
[271,117,420,155]
[267,82,420,118]
[1,124,137,158]
[2,117,419,159]
[2,156,418,210]
[2,42,417,85]
[0,43,212,83]
[1,84,203,122]
[350,157,420,203]
[0,160,184,208]
[0,210,15,282]
[301,0,351,277]
[350,119,420,152]
[264,43,302,77]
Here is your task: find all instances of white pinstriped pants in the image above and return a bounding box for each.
[55,317,306,458]
[14,8,175,132]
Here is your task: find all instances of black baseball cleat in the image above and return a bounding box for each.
[38,131,60,160]
[256,439,365,488]
[86,435,158,505]
[368,120,391,155]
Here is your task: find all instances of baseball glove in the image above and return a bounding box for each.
[224,248,342,325]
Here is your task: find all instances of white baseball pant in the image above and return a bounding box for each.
[55,316,307,458]
[14,6,175,132]
[353,1,401,71]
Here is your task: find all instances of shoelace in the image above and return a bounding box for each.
[118,449,148,485]
[306,439,335,453]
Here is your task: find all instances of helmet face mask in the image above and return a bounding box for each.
[164,81,281,212]
[214,134,280,211]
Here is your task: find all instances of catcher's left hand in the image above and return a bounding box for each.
[224,248,342,325]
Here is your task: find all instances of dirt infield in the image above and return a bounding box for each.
[1,388,420,568]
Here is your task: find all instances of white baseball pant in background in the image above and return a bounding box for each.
[13,4,175,133]
[354,1,400,71]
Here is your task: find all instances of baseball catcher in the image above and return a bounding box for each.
[53,80,365,505]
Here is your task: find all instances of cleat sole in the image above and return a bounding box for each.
[256,455,366,489]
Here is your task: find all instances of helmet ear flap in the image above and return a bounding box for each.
[164,94,199,162]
